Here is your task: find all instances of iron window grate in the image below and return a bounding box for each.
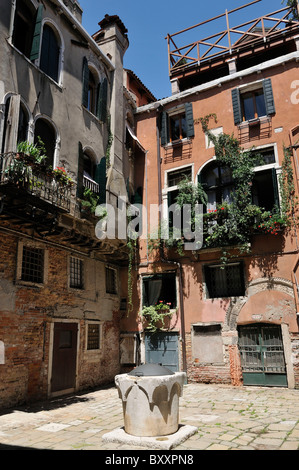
[87,323,100,350]
[205,263,245,298]
[21,246,44,283]
[70,257,83,289]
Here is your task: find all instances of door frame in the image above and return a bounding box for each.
[48,319,80,397]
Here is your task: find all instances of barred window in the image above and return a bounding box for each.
[106,267,117,294]
[204,263,245,298]
[70,257,83,289]
[87,323,100,350]
[21,246,44,283]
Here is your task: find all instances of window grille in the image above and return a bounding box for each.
[21,246,44,283]
[205,263,245,298]
[70,257,83,289]
[87,323,100,350]
[106,267,117,294]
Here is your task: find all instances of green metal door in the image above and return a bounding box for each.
[238,324,287,387]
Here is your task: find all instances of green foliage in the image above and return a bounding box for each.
[81,188,99,213]
[140,302,173,332]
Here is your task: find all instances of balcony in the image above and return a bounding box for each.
[0,152,72,212]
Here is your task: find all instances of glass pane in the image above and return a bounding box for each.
[170,116,181,141]
[181,116,187,138]
[243,94,255,121]
[255,90,266,117]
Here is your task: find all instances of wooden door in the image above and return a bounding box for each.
[51,322,78,393]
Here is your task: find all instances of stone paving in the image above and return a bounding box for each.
[0,383,299,451]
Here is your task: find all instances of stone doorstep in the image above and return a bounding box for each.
[102,424,198,450]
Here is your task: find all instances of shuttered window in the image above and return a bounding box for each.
[82,60,108,123]
[40,24,60,82]
[161,103,194,146]
[30,4,43,61]
[232,79,275,125]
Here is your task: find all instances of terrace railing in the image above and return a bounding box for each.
[167,1,299,75]
[0,152,72,212]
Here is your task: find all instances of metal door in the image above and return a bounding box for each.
[238,324,287,387]
[51,322,78,393]
[145,332,179,373]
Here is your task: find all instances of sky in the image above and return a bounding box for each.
[79,0,291,100]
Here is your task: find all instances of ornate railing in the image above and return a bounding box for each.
[0,152,71,211]
[167,2,299,75]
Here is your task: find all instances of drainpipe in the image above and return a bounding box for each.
[156,109,187,376]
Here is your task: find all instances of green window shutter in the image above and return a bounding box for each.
[185,102,194,138]
[98,77,108,123]
[271,167,280,210]
[161,111,169,146]
[96,82,101,120]
[231,88,242,125]
[94,157,106,204]
[263,78,276,115]
[77,141,84,198]
[134,187,143,205]
[30,4,43,62]
[82,57,89,108]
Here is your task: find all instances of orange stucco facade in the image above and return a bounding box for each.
[120,22,299,388]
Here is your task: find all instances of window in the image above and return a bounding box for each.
[12,0,36,58]
[232,78,275,125]
[70,257,83,289]
[200,162,234,212]
[40,24,60,82]
[87,323,100,350]
[204,263,245,298]
[168,167,192,187]
[21,246,44,283]
[1,95,29,153]
[106,266,117,294]
[82,57,108,122]
[199,148,279,213]
[142,273,176,308]
[161,103,194,145]
[34,118,56,168]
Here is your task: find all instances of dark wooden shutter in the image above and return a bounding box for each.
[77,142,84,198]
[94,157,106,204]
[98,78,108,123]
[30,4,43,62]
[161,111,169,146]
[231,88,242,125]
[185,102,194,138]
[82,57,89,108]
[263,78,275,115]
[96,82,101,120]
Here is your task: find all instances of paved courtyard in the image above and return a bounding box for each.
[0,383,299,451]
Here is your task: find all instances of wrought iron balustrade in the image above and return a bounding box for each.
[0,152,71,212]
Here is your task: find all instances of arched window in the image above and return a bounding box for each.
[82,57,108,122]
[199,161,234,212]
[34,118,56,167]
[1,95,29,153]
[40,24,60,82]
[12,0,36,58]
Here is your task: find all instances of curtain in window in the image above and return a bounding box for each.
[143,279,162,306]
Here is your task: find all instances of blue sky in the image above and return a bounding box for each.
[79,0,290,99]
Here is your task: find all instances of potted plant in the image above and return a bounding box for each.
[140,301,173,332]
[80,187,99,216]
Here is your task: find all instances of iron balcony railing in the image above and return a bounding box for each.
[166,1,299,75]
[0,152,72,211]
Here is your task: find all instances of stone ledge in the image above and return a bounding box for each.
[102,424,198,450]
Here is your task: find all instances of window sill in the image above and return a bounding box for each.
[238,115,270,128]
[15,280,44,288]
[82,105,104,124]
[163,137,191,148]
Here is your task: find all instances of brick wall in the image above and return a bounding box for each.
[0,232,120,409]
